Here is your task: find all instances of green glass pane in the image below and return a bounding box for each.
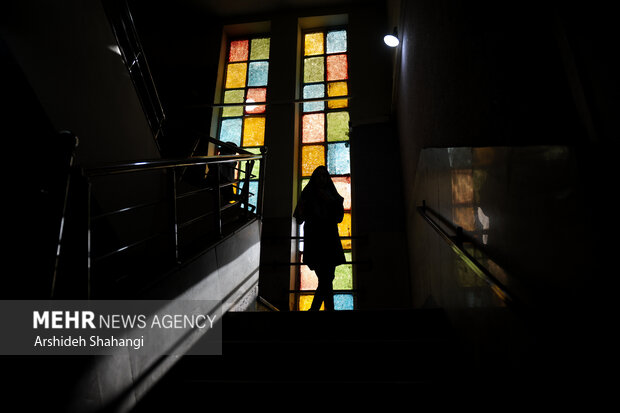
[334,252,352,289]
[244,147,262,178]
[250,38,270,60]
[304,57,324,83]
[301,178,310,191]
[327,112,350,142]
[222,90,244,117]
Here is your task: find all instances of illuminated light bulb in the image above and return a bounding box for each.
[383,27,400,47]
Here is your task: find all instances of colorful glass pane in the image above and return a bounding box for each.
[229,40,248,62]
[327,81,348,109]
[250,38,270,60]
[302,145,325,177]
[338,212,352,239]
[334,252,353,289]
[243,117,265,146]
[334,294,354,310]
[219,118,242,147]
[326,30,347,54]
[245,88,266,114]
[240,179,259,209]
[327,112,349,142]
[300,261,317,290]
[299,295,323,311]
[304,32,324,56]
[225,63,247,89]
[248,61,269,86]
[301,178,310,192]
[303,84,325,112]
[222,90,244,117]
[332,176,351,210]
[326,54,348,81]
[245,147,262,178]
[302,113,325,143]
[327,142,350,175]
[304,57,324,83]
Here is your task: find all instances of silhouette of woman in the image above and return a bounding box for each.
[293,166,346,311]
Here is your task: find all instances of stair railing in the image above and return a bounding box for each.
[52,142,266,299]
[416,200,531,317]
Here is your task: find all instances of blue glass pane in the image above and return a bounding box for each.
[240,180,259,209]
[248,62,269,86]
[334,294,354,310]
[327,142,350,175]
[303,84,325,112]
[219,118,242,146]
[326,30,347,54]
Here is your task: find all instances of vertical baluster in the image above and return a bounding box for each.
[214,164,222,237]
[170,168,180,263]
[86,180,92,300]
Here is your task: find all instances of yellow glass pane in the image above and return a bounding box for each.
[243,117,265,146]
[304,32,324,56]
[299,295,324,311]
[338,212,352,238]
[341,238,352,249]
[301,145,325,177]
[328,81,348,109]
[225,63,247,89]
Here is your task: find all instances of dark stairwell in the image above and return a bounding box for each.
[2,0,616,410]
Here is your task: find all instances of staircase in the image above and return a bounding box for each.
[132,308,461,409]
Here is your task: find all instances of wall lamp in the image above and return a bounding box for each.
[383,27,400,47]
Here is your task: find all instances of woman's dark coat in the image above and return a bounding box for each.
[293,170,346,270]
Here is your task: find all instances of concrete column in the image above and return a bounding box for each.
[258,15,300,311]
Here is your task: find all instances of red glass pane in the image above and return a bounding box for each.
[326,54,348,81]
[229,40,249,62]
[246,88,267,114]
[302,113,325,143]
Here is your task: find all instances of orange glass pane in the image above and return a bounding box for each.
[302,113,325,143]
[327,81,348,109]
[326,54,348,81]
[302,145,325,177]
[304,32,324,56]
[243,117,265,146]
[229,40,249,62]
[333,176,351,210]
[245,88,266,114]
[299,295,323,311]
[338,212,352,238]
[225,63,247,88]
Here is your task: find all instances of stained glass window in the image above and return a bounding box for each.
[218,35,270,210]
[296,28,354,311]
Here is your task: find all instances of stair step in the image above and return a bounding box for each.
[132,309,459,410]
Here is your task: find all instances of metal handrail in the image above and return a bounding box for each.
[54,148,266,299]
[416,200,528,315]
